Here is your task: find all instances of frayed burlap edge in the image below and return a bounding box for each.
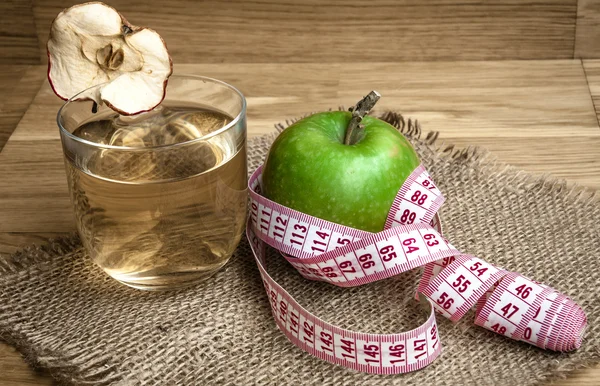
[0,110,598,386]
[0,238,129,385]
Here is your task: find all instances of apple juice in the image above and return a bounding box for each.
[63,106,247,289]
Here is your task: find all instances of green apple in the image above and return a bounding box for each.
[262,111,420,233]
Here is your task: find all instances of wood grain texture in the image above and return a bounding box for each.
[32,0,578,64]
[1,60,600,385]
[0,232,68,255]
[0,343,53,386]
[553,368,600,386]
[0,66,30,149]
[445,136,600,186]
[583,60,600,122]
[2,60,599,235]
[0,66,46,151]
[575,0,600,58]
[0,140,74,233]
[333,60,599,138]
[8,61,600,142]
[0,0,40,65]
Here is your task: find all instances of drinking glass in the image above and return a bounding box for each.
[58,75,247,290]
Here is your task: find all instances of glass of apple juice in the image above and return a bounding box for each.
[58,75,247,290]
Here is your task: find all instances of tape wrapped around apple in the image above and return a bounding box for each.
[262,92,420,233]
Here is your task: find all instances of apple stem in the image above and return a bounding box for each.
[344,90,381,145]
[91,101,98,114]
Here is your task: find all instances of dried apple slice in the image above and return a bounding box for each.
[47,2,173,115]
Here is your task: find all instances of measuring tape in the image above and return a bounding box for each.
[246,164,586,374]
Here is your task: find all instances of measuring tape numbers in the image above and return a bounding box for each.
[246,163,587,374]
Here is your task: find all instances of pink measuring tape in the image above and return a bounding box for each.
[246,163,586,374]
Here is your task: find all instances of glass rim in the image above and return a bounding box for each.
[57,74,247,151]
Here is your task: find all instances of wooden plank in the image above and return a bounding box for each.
[445,136,600,189]
[9,61,600,143]
[0,232,68,255]
[8,63,341,142]
[583,60,600,123]
[336,60,599,138]
[0,140,73,233]
[575,0,600,58]
[0,343,53,386]
[555,368,600,386]
[2,61,600,233]
[33,0,577,63]
[0,0,40,65]
[1,59,599,385]
[0,66,46,151]
[0,66,30,150]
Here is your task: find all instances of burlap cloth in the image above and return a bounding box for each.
[1,113,599,385]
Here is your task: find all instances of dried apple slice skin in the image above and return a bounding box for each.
[47,2,173,115]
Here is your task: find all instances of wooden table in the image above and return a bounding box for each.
[1,61,599,385]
